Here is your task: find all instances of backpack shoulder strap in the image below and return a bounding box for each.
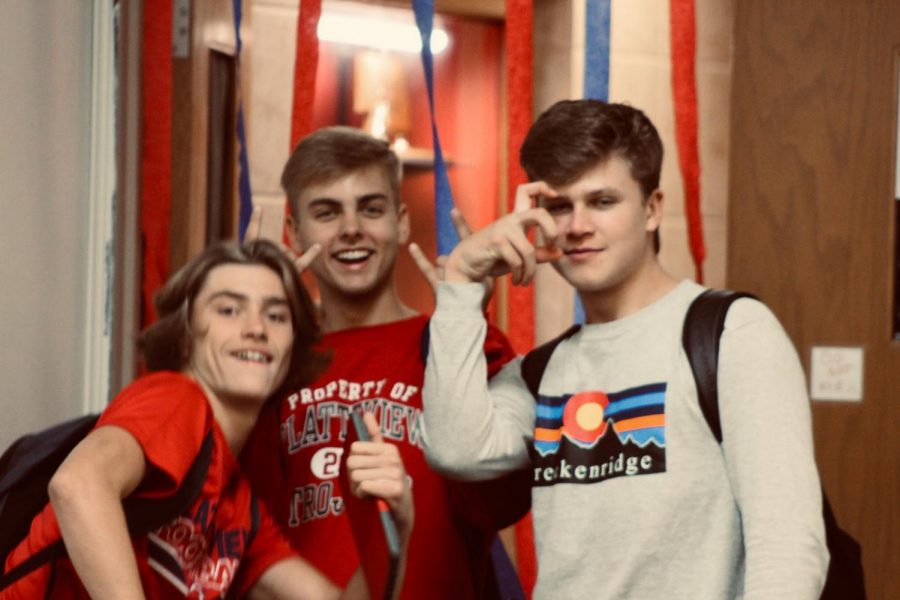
[682,289,757,444]
[123,428,215,535]
[247,490,261,549]
[0,428,215,592]
[520,324,582,397]
[419,317,431,365]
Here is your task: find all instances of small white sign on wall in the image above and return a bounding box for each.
[809,346,864,402]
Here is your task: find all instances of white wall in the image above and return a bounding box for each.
[0,2,93,450]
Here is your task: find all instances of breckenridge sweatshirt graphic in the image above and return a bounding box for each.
[530,382,666,486]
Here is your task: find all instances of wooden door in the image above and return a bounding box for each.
[170,0,237,272]
[729,2,899,597]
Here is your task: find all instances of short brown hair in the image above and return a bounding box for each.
[281,126,401,217]
[138,239,328,397]
[520,99,663,196]
[520,99,664,250]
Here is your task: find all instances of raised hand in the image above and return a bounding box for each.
[345,412,414,539]
[408,207,472,289]
[409,208,499,308]
[442,181,562,286]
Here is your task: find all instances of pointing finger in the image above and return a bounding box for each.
[450,207,473,240]
[408,243,439,290]
[244,205,263,242]
[293,243,321,273]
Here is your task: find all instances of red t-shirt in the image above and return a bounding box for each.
[243,315,516,600]
[1,372,295,599]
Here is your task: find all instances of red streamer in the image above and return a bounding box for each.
[140,0,172,327]
[670,0,706,282]
[290,0,322,149]
[505,0,535,357]
[505,0,536,595]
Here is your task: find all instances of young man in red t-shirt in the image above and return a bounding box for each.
[242,127,519,599]
[2,240,413,599]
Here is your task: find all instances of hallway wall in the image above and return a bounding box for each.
[0,2,93,450]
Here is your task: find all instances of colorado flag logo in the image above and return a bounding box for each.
[531,383,666,486]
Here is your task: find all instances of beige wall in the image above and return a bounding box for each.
[533,0,734,342]
[245,0,298,237]
[0,2,93,450]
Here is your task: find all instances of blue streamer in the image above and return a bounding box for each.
[584,0,611,101]
[412,0,459,255]
[574,0,611,324]
[232,0,253,240]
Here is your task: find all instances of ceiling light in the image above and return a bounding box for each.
[317,13,449,54]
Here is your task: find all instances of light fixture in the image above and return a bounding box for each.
[317,12,449,54]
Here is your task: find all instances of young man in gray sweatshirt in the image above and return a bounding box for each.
[422,99,828,599]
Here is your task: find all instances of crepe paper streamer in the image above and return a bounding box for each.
[583,0,611,102]
[505,0,536,357]
[290,0,322,149]
[505,3,537,593]
[140,0,172,327]
[283,0,322,241]
[232,0,253,240]
[412,0,459,255]
[575,0,612,325]
[670,0,706,282]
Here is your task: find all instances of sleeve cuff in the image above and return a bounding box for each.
[435,281,487,314]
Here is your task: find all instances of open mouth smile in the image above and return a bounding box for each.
[231,350,273,364]
[333,249,374,264]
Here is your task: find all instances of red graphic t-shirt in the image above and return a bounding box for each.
[243,315,516,599]
[2,372,295,599]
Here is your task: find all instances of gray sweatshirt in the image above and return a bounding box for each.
[423,280,828,599]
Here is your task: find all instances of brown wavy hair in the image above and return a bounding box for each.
[137,239,329,398]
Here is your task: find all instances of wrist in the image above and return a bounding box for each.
[443,253,478,283]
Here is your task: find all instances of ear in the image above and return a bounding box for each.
[285,213,303,251]
[397,203,411,245]
[644,189,664,233]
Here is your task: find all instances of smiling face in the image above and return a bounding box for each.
[292,165,410,301]
[186,263,294,407]
[542,155,662,296]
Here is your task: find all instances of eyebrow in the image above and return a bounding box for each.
[357,193,389,203]
[307,193,389,208]
[550,187,623,202]
[206,290,289,307]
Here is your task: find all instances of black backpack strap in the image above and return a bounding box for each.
[520,325,582,397]
[247,490,261,549]
[0,429,214,592]
[683,289,867,596]
[681,289,757,443]
[0,539,66,591]
[419,317,431,365]
[122,428,215,535]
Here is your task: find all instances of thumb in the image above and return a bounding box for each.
[362,411,383,443]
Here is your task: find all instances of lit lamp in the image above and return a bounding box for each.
[318,10,450,166]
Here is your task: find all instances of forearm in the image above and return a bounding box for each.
[422,282,533,480]
[719,304,828,598]
[247,557,341,600]
[49,469,145,599]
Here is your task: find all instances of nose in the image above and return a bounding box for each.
[566,203,594,239]
[339,209,362,241]
[242,311,268,340]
